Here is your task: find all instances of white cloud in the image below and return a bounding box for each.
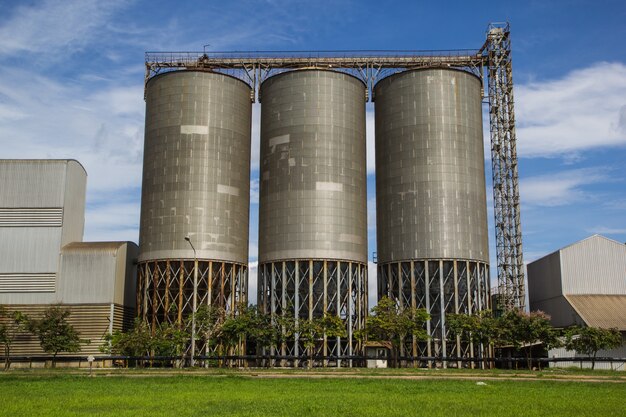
[520,168,608,207]
[367,197,377,231]
[0,0,129,56]
[516,62,626,157]
[248,242,258,262]
[250,178,259,205]
[84,200,140,243]
[585,226,626,235]
[0,66,144,242]
[248,261,258,305]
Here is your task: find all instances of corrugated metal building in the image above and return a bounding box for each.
[0,159,86,298]
[527,234,626,370]
[0,160,138,357]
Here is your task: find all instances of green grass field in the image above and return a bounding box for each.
[1,371,625,416]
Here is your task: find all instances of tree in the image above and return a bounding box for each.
[447,310,498,368]
[101,318,153,367]
[294,318,321,369]
[296,313,347,369]
[565,326,622,370]
[363,296,429,368]
[244,307,278,367]
[272,314,296,367]
[193,304,226,361]
[101,318,152,357]
[219,304,276,367]
[0,306,28,370]
[496,310,561,370]
[152,322,190,363]
[102,319,189,368]
[27,305,83,367]
[221,304,260,367]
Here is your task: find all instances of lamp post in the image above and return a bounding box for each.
[185,235,198,367]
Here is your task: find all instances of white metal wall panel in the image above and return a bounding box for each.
[57,243,121,304]
[560,235,626,294]
[549,333,626,371]
[60,160,87,246]
[527,250,562,304]
[0,160,67,207]
[0,228,62,272]
[0,159,87,304]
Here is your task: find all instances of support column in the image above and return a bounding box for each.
[294,260,300,367]
[348,262,353,368]
[425,260,432,368]
[411,260,417,367]
[323,260,328,367]
[281,261,287,365]
[439,260,446,369]
[454,260,461,368]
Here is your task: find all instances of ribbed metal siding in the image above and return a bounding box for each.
[0,273,55,293]
[548,335,626,371]
[0,160,68,207]
[139,71,252,264]
[560,235,626,295]
[527,250,562,305]
[374,69,489,263]
[258,70,368,263]
[60,160,87,247]
[0,304,134,356]
[57,242,133,305]
[0,228,62,274]
[0,160,86,304]
[0,208,63,227]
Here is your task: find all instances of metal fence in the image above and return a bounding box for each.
[3,355,625,370]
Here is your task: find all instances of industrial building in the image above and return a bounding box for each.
[256,70,369,365]
[136,70,252,360]
[374,68,491,364]
[527,235,626,369]
[0,159,137,357]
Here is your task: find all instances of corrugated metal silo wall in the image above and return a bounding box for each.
[137,71,251,339]
[257,70,368,364]
[374,69,491,364]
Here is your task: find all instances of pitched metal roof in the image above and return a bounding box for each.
[564,294,626,331]
[60,241,131,255]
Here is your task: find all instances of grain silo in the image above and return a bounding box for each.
[257,69,368,366]
[137,70,252,358]
[374,68,491,363]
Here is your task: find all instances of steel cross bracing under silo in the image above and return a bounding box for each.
[144,23,525,315]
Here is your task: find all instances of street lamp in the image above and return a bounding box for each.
[185,235,198,367]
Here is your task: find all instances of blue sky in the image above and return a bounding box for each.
[1,0,625,306]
